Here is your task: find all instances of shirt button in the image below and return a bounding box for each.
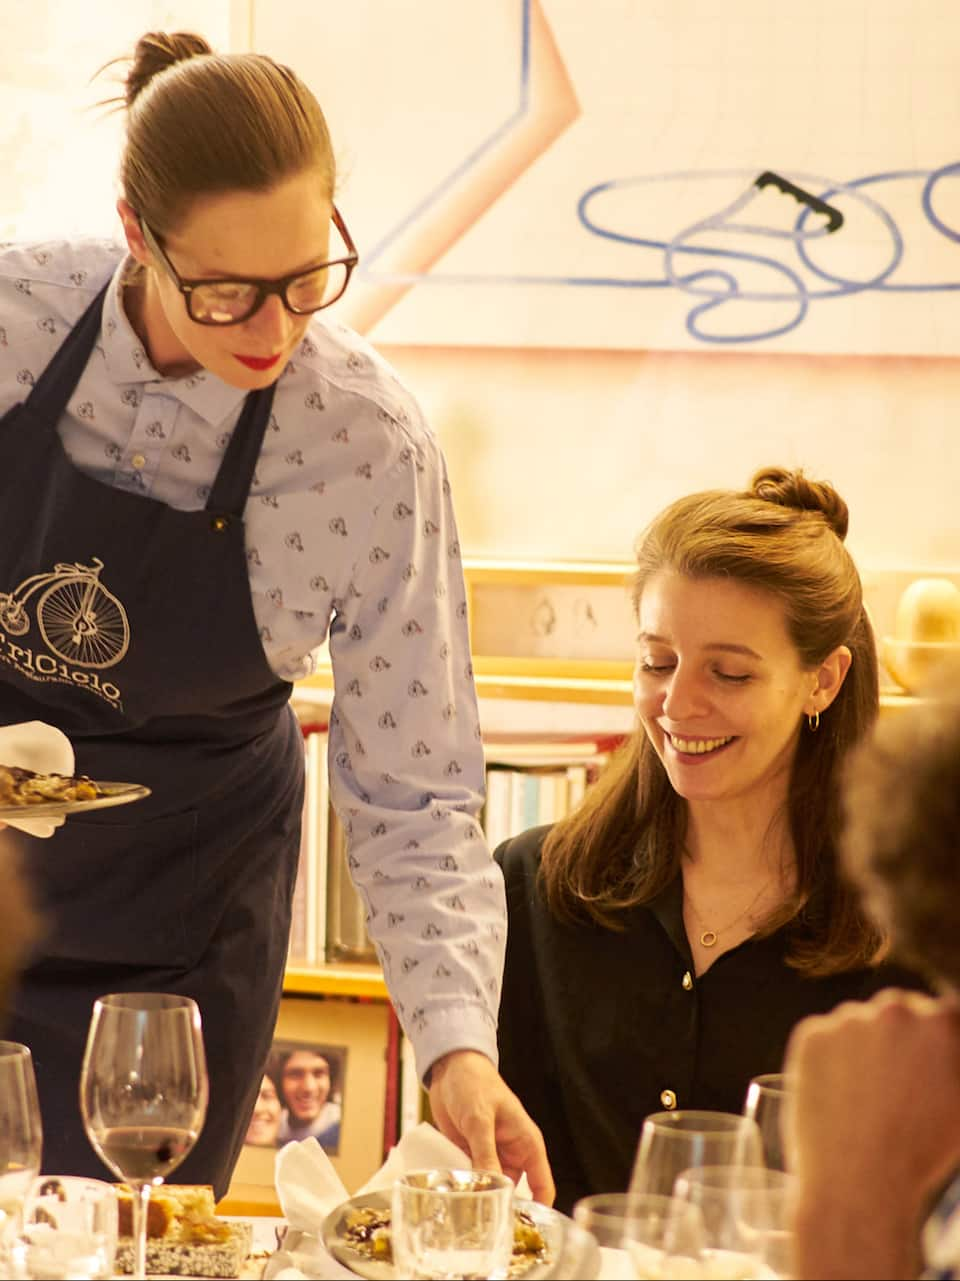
[682,971,693,991]
[131,453,146,469]
[660,1089,677,1110]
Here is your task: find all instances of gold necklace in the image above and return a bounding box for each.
[685,879,773,948]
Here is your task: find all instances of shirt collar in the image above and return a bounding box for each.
[100,259,247,425]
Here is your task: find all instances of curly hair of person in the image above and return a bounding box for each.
[841,663,960,989]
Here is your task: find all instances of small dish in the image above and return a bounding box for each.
[0,782,151,820]
[309,1189,600,1280]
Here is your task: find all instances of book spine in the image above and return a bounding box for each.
[304,730,330,965]
[482,767,513,850]
[382,1006,402,1159]
[286,762,310,965]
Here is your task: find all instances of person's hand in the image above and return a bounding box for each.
[784,988,960,1280]
[427,1049,555,1206]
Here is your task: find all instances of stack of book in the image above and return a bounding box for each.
[480,735,616,851]
[287,727,621,969]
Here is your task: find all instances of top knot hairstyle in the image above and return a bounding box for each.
[539,466,884,976]
[102,30,335,234]
[750,466,849,540]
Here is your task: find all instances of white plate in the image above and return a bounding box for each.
[0,781,151,820]
[284,1190,600,1281]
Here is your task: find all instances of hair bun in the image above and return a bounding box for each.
[125,31,213,107]
[750,466,849,540]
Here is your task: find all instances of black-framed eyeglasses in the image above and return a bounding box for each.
[138,206,358,326]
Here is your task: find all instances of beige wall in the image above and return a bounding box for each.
[243,0,960,636]
[3,1,958,640]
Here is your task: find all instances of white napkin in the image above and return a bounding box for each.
[0,721,75,838]
[273,1122,532,1279]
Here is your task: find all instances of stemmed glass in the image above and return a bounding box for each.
[630,1111,764,1198]
[573,1192,705,1279]
[742,1075,792,1172]
[79,994,208,1280]
[0,1043,43,1265]
[673,1166,797,1279]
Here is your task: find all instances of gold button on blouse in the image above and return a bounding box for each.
[131,453,146,469]
[660,1088,677,1109]
[682,970,693,991]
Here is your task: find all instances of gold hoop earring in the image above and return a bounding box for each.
[807,710,820,732]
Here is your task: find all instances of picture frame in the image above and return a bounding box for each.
[227,996,391,1207]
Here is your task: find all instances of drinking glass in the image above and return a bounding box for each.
[673,1165,796,1279]
[630,1112,764,1199]
[742,1075,792,1172]
[391,1168,515,1280]
[573,1191,705,1279]
[11,1175,117,1280]
[79,993,208,1281]
[0,1043,43,1267]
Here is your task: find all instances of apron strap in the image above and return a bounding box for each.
[205,381,278,519]
[24,284,109,424]
[23,272,276,524]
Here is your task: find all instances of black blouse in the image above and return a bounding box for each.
[495,824,926,1214]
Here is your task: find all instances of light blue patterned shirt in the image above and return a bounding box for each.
[0,237,505,1075]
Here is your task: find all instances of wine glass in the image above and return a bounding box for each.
[742,1074,792,1172]
[79,993,208,1281]
[0,1043,43,1267]
[673,1165,796,1279]
[573,1191,705,1279]
[630,1111,764,1198]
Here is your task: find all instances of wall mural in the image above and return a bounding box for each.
[267,0,960,356]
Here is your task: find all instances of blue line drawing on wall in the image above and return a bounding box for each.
[357,0,960,346]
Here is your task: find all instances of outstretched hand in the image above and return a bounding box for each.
[427,1049,556,1207]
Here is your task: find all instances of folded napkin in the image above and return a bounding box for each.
[0,721,75,838]
[273,1122,532,1278]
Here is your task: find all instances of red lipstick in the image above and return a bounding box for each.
[233,353,282,371]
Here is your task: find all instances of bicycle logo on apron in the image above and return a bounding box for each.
[0,557,130,668]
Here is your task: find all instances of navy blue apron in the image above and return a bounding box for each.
[0,284,304,1199]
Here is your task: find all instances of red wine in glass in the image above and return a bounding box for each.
[80,994,208,1280]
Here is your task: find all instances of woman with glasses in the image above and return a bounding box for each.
[0,30,552,1202]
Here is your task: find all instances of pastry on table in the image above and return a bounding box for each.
[115,1185,253,1278]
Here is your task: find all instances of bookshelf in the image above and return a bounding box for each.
[283,962,387,1000]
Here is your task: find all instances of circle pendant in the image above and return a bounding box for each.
[700,930,718,947]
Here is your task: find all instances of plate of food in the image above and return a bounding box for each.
[0,764,150,819]
[308,1189,600,1281]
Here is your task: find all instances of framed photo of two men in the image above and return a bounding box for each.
[226,994,392,1205]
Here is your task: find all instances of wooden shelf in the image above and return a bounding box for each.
[297,672,918,711]
[283,962,387,1000]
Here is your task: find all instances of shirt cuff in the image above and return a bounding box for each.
[409,1003,500,1086]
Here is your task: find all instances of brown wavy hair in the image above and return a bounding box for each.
[102,31,334,234]
[539,467,884,976]
[841,663,960,989]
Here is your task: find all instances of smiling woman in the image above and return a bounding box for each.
[494,465,928,1214]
